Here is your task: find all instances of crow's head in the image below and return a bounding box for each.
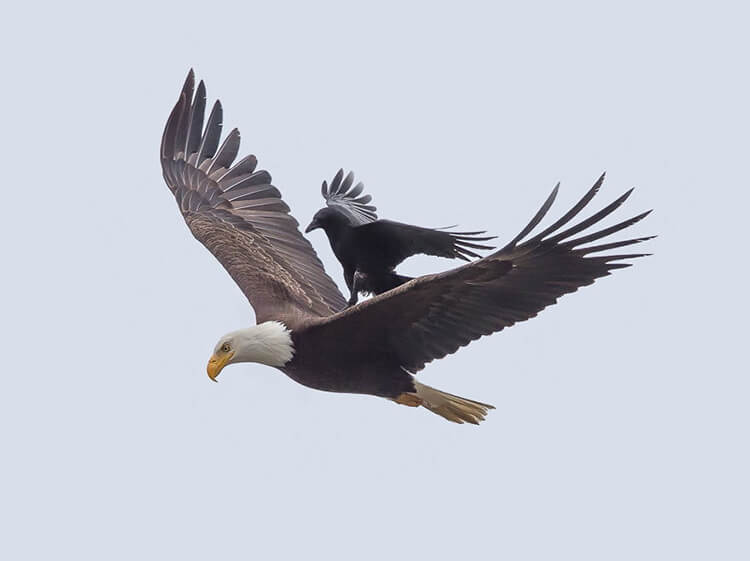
[305,207,349,234]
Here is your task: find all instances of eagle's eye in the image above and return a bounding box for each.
[221,343,231,353]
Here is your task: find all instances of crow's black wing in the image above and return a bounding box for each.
[321,169,378,225]
[353,220,496,269]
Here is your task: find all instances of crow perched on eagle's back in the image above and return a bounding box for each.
[305,169,496,305]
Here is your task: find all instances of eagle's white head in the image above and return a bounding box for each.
[206,321,295,381]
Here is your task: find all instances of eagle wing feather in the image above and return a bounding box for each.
[161,71,347,324]
[312,174,653,371]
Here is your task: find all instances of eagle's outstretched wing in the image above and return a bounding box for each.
[312,174,653,371]
[161,71,347,324]
[321,169,378,225]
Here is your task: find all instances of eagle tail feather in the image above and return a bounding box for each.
[413,382,495,425]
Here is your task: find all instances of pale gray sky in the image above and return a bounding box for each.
[2,1,748,559]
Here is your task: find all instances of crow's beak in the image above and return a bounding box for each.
[305,220,318,234]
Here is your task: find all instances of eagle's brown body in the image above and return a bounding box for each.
[284,328,415,398]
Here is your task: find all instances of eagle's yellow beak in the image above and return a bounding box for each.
[207,352,234,382]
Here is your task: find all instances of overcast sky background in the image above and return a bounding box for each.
[1,2,747,559]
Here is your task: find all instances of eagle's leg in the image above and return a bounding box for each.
[393,393,423,407]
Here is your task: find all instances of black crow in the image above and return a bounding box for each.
[305,170,496,306]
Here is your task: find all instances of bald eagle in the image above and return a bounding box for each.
[161,70,652,424]
[305,169,495,306]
